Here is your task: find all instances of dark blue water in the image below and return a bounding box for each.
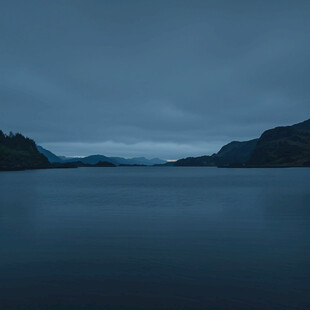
[0,167,309,310]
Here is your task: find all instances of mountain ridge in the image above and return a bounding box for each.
[175,119,310,167]
[2,119,310,171]
[37,146,166,166]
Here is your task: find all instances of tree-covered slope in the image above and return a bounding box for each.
[0,131,50,171]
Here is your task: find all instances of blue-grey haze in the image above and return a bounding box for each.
[0,167,309,309]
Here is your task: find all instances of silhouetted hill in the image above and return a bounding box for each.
[215,139,258,166]
[175,139,258,167]
[37,145,63,163]
[0,131,50,171]
[175,155,216,166]
[64,154,117,165]
[292,118,310,131]
[175,119,310,168]
[248,119,310,167]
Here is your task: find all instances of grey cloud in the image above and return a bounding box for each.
[1,0,310,158]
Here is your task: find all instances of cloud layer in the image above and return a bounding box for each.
[1,0,310,158]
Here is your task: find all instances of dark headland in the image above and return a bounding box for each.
[1,118,310,171]
[175,118,310,168]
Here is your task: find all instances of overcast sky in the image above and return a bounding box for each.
[1,0,310,159]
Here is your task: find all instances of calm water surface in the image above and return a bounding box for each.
[0,167,309,309]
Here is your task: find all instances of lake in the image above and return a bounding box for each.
[0,167,309,309]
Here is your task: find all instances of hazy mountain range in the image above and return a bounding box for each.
[36,146,166,166]
[1,118,310,171]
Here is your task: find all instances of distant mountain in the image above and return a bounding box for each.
[61,154,166,166]
[58,156,69,161]
[63,154,117,165]
[1,132,165,170]
[175,119,310,168]
[37,145,63,163]
[135,157,166,165]
[0,131,50,171]
[3,119,309,170]
[36,147,167,166]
